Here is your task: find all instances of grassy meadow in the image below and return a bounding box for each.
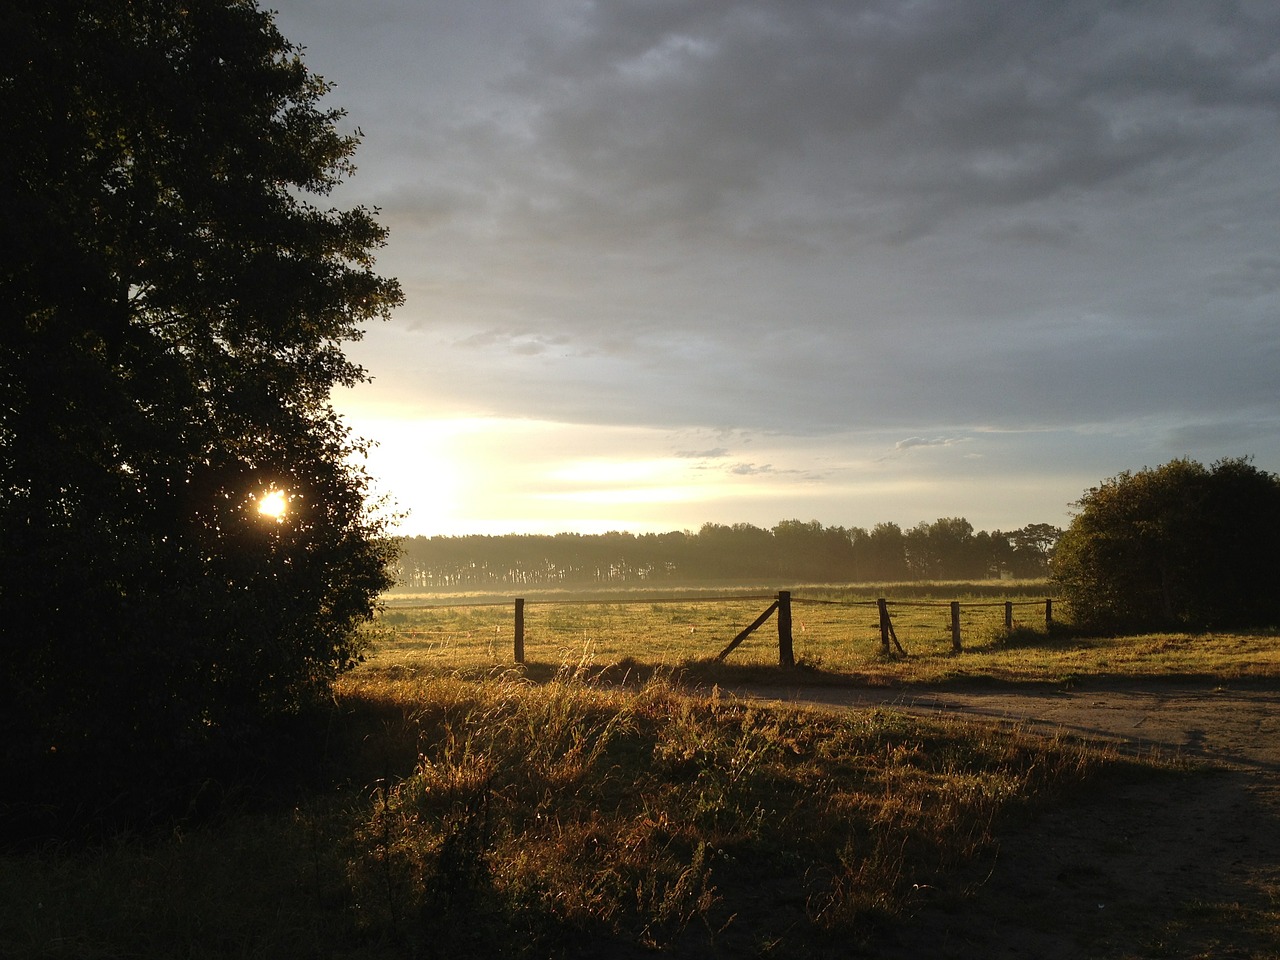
[373,581,1280,687]
[4,581,1276,959]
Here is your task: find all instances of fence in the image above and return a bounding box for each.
[778,593,1055,662]
[384,591,1058,668]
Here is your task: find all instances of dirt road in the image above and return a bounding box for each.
[733,680,1280,959]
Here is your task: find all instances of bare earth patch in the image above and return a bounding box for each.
[734,681,1280,959]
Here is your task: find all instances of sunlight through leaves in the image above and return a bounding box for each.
[255,488,288,521]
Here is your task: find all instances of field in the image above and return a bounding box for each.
[376,582,1053,672]
[373,582,1280,686]
[4,584,1279,959]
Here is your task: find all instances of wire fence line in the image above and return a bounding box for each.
[385,593,780,609]
[377,589,1060,668]
[384,592,1055,610]
[791,596,1053,609]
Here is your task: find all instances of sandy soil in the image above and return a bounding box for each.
[732,680,1280,959]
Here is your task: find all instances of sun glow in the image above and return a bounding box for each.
[256,489,288,520]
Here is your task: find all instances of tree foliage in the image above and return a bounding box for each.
[1,0,401,827]
[394,518,1060,590]
[1053,458,1280,632]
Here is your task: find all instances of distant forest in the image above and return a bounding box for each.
[393,519,1062,591]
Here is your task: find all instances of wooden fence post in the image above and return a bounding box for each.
[1005,601,1014,632]
[514,598,525,664]
[777,590,794,667]
[1045,598,1053,630]
[950,601,962,652]
[878,598,891,655]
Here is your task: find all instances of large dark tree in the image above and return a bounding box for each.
[1,0,402,827]
[1053,458,1280,632]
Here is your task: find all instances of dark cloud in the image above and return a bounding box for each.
[493,0,1280,246]
[276,0,1280,484]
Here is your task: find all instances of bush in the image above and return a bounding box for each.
[1053,457,1280,632]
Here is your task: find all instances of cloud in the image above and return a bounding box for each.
[1163,417,1280,451]
[278,0,1280,534]
[493,0,1280,245]
[453,328,574,356]
[1209,257,1280,300]
[728,462,774,476]
[894,437,970,452]
[879,436,975,462]
[344,0,1277,436]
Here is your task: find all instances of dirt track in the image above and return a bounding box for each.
[733,681,1280,959]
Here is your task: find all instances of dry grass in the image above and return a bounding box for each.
[6,584,1273,957]
[0,668,1148,959]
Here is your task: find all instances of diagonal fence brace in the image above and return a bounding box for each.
[716,600,780,662]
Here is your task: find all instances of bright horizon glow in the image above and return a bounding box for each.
[337,409,1099,538]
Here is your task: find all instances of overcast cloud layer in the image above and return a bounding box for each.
[271,0,1280,535]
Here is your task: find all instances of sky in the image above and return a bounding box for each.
[268,0,1280,538]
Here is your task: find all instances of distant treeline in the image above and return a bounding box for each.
[393,519,1061,590]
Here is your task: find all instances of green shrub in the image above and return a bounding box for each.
[1054,457,1280,632]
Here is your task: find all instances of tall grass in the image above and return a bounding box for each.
[1,668,1149,959]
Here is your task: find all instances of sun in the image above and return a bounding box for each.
[256,489,288,520]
